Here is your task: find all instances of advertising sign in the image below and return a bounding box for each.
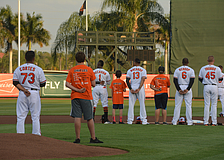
[41,74,71,97]
[0,74,19,97]
[0,73,170,98]
[114,74,170,98]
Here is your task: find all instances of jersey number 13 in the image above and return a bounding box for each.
[133,72,140,79]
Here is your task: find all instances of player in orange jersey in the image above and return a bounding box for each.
[109,70,127,124]
[150,66,170,125]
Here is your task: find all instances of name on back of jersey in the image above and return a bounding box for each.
[130,68,143,72]
[205,67,216,71]
[156,77,166,80]
[74,69,88,72]
[179,67,190,71]
[94,70,106,75]
[19,66,35,71]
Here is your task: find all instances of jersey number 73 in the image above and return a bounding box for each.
[21,73,35,84]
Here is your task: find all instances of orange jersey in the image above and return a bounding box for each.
[66,64,96,100]
[150,74,170,95]
[109,79,127,104]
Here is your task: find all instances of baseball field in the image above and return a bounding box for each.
[1,98,224,160]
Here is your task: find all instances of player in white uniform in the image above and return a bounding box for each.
[172,58,195,125]
[217,65,224,117]
[126,58,148,125]
[199,56,223,126]
[13,51,46,135]
[92,60,111,124]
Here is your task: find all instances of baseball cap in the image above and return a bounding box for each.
[136,116,141,121]
[179,117,185,123]
[158,66,165,72]
[136,116,142,124]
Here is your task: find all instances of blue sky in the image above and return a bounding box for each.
[0,0,170,52]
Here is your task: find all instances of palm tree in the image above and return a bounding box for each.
[21,12,51,51]
[93,11,129,31]
[0,5,17,73]
[51,12,87,69]
[101,0,168,32]
[155,14,170,73]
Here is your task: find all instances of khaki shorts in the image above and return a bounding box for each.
[70,98,93,120]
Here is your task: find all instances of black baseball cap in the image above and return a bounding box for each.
[158,66,165,72]
[134,58,140,64]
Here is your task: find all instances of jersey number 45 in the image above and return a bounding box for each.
[205,72,215,79]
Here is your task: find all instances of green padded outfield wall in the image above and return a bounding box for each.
[41,74,71,98]
[170,0,224,74]
[40,73,113,98]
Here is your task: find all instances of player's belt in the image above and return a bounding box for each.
[179,84,188,85]
[96,81,104,86]
[31,88,38,91]
[95,84,105,87]
[204,84,216,85]
[218,87,224,88]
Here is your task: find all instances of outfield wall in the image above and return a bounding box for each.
[170,0,224,74]
[0,73,204,98]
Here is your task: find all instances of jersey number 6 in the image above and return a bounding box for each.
[182,71,187,79]
[21,73,35,84]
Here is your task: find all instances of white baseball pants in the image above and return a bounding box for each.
[127,88,147,124]
[92,85,108,107]
[172,86,193,125]
[218,88,224,114]
[203,85,218,125]
[16,90,41,135]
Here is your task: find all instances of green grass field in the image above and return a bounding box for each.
[1,98,223,116]
[1,98,224,160]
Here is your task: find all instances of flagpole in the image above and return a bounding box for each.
[86,0,88,31]
[85,0,88,65]
[18,0,20,66]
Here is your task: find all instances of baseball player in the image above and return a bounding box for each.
[92,60,111,124]
[217,65,224,117]
[172,58,195,125]
[126,58,148,125]
[199,56,223,126]
[150,66,170,125]
[13,51,46,136]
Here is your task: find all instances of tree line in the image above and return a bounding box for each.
[0,0,170,73]
[51,0,170,73]
[0,5,50,73]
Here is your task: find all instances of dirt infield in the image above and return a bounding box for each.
[1,115,224,160]
[0,133,128,160]
[1,115,224,124]
[0,115,130,160]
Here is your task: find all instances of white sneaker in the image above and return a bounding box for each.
[142,122,150,125]
[104,121,112,124]
[127,121,132,124]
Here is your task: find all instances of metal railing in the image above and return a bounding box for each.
[75,31,156,72]
[75,31,155,46]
